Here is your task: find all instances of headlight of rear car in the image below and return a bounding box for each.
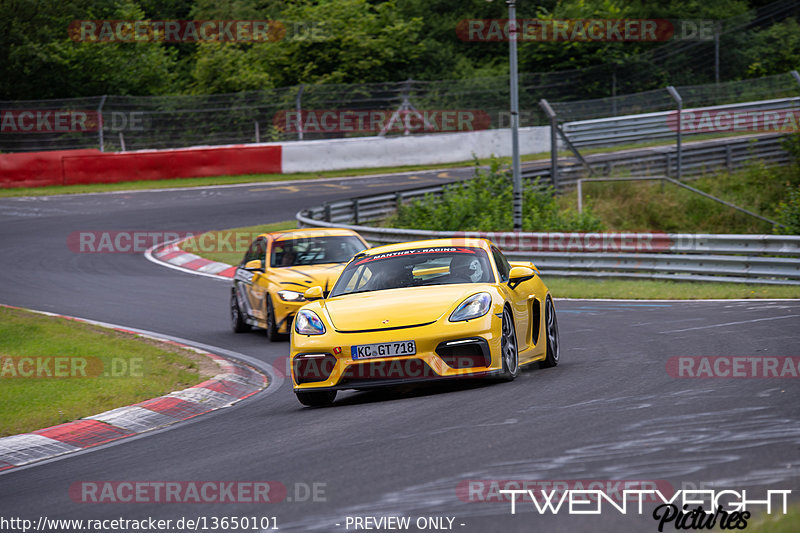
[449,292,492,322]
[278,290,306,302]
[295,310,326,335]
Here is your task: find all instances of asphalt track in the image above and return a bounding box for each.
[0,168,798,533]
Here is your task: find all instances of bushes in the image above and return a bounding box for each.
[388,158,605,232]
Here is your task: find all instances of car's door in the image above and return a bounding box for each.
[234,237,268,321]
[492,246,534,353]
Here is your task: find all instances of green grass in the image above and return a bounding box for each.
[745,506,800,533]
[561,160,799,234]
[179,220,297,265]
[0,306,219,437]
[547,277,800,299]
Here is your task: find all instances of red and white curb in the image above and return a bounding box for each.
[145,239,236,281]
[0,305,267,472]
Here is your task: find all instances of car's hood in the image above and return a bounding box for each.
[272,263,344,292]
[324,285,488,332]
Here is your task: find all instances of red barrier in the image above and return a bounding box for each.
[0,149,99,188]
[0,145,283,189]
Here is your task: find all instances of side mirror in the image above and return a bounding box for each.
[303,286,324,301]
[508,266,535,289]
[243,259,264,272]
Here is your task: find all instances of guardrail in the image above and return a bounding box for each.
[562,97,800,148]
[296,185,800,286]
[524,133,793,190]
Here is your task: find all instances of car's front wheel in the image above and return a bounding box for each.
[296,390,336,407]
[541,295,560,368]
[230,290,250,333]
[500,306,520,380]
[264,295,282,342]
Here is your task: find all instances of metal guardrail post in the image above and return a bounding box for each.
[97,95,108,152]
[323,202,331,222]
[539,99,559,190]
[353,199,360,225]
[666,86,683,181]
[254,121,260,143]
[395,191,403,209]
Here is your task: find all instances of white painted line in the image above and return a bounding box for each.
[661,314,800,333]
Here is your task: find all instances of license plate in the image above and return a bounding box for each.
[351,341,416,360]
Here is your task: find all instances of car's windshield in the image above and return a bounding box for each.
[270,236,366,267]
[330,246,494,297]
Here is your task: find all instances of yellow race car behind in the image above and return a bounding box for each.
[290,238,560,406]
[231,228,368,341]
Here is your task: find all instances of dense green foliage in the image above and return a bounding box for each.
[388,159,605,232]
[2,0,799,99]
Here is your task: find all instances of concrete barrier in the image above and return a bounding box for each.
[281,126,550,173]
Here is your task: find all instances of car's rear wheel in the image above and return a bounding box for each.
[500,306,520,380]
[265,295,282,342]
[230,290,250,333]
[541,295,560,368]
[296,390,336,407]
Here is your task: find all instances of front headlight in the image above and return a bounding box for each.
[278,290,306,302]
[449,292,492,322]
[295,309,326,335]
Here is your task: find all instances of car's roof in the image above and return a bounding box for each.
[259,227,362,242]
[358,238,493,257]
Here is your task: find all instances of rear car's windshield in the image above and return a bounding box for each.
[330,246,494,297]
[270,235,366,267]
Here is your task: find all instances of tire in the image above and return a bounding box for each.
[296,390,336,407]
[230,290,251,333]
[264,295,282,342]
[499,306,520,380]
[541,295,560,368]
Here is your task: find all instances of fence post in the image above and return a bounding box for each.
[254,121,260,143]
[395,191,403,209]
[323,202,331,222]
[296,85,304,140]
[353,199,360,225]
[666,86,682,181]
[97,95,108,152]
[792,70,800,88]
[538,99,559,190]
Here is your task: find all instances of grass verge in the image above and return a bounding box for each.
[745,506,800,533]
[0,306,218,437]
[546,277,800,299]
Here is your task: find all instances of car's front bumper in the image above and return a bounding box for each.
[291,312,503,391]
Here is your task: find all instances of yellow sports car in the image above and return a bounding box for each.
[290,238,560,406]
[230,228,368,341]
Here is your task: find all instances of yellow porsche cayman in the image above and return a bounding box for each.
[290,238,560,406]
[230,228,368,340]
